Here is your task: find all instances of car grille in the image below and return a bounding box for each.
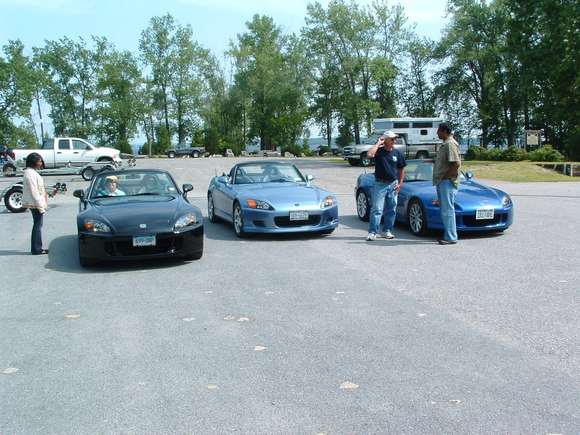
[462,214,505,227]
[274,215,322,227]
[343,147,354,156]
[105,235,183,256]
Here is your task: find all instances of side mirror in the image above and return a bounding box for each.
[182,183,193,193]
[465,171,474,180]
[85,145,92,151]
[306,174,314,182]
[73,189,85,199]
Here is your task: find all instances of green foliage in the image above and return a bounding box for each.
[528,145,565,162]
[564,129,580,161]
[501,147,528,162]
[155,125,171,154]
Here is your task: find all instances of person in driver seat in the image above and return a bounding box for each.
[98,175,126,197]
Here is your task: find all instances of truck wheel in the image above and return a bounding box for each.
[2,163,17,177]
[4,187,25,213]
[360,153,371,167]
[168,151,175,158]
[81,166,95,181]
[191,151,200,158]
[416,151,429,159]
[348,159,358,166]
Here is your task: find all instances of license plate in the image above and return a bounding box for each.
[133,235,156,246]
[289,211,309,221]
[476,208,494,220]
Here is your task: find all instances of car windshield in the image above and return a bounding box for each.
[234,163,305,184]
[90,171,177,198]
[404,161,466,182]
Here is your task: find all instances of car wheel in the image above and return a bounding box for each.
[348,159,358,166]
[233,202,246,238]
[191,151,200,158]
[2,163,17,177]
[4,187,25,213]
[168,151,175,158]
[81,166,95,181]
[416,151,429,159]
[407,198,428,236]
[356,189,370,221]
[207,193,219,223]
[360,153,371,167]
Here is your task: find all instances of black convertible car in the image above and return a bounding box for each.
[73,169,203,267]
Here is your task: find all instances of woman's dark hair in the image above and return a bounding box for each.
[438,122,452,134]
[25,152,44,169]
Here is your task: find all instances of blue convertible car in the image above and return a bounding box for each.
[355,160,513,236]
[207,161,339,237]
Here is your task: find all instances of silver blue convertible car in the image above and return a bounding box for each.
[207,161,339,237]
[355,160,514,236]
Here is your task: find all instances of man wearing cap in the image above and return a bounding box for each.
[433,122,461,245]
[365,130,406,241]
[98,175,126,197]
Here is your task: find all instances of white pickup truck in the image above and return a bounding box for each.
[13,137,121,169]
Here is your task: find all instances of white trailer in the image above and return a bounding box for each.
[373,117,443,159]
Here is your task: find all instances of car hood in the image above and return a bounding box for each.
[402,180,506,207]
[83,195,185,233]
[235,183,332,208]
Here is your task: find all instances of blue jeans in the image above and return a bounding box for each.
[369,180,398,234]
[436,179,458,241]
[31,208,44,254]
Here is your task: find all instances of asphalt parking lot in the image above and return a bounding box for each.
[1,157,579,434]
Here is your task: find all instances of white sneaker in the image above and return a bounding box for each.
[366,233,376,241]
[379,230,395,239]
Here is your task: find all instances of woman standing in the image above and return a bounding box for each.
[22,153,49,255]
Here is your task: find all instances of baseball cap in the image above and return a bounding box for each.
[382,130,398,138]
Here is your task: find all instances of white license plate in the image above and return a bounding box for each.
[132,235,156,247]
[476,208,494,220]
[289,211,309,221]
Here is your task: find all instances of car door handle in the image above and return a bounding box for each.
[57,152,62,154]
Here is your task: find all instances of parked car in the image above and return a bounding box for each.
[166,145,206,158]
[342,136,407,166]
[354,160,514,235]
[13,138,121,169]
[207,161,339,237]
[73,169,203,266]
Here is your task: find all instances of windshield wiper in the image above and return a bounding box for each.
[268,178,293,183]
[132,192,163,196]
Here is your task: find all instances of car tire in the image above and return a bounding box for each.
[81,166,95,181]
[207,193,219,223]
[356,189,370,221]
[348,159,358,166]
[4,187,25,213]
[407,198,428,236]
[168,151,175,158]
[191,151,200,158]
[2,163,17,177]
[360,153,371,167]
[233,202,247,238]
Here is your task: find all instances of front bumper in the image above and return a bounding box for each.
[242,205,339,233]
[425,206,514,232]
[78,225,203,261]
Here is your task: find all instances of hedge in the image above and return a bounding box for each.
[465,145,565,162]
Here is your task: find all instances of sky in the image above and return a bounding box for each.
[0,0,449,59]
[0,0,450,146]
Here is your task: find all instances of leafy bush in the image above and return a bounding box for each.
[528,145,565,162]
[501,147,528,161]
[465,146,487,160]
[284,144,304,156]
[564,130,580,161]
[486,148,503,161]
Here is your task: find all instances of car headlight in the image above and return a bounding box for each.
[502,195,512,207]
[246,199,273,210]
[321,195,335,208]
[174,213,198,232]
[83,219,111,233]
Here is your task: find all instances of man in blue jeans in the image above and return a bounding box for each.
[433,122,462,245]
[365,130,406,241]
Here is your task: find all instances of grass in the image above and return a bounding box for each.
[462,161,580,182]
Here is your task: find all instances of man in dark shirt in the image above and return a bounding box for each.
[365,130,406,241]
